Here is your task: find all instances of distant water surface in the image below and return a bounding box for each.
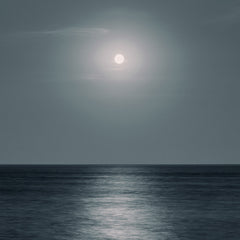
[0,165,240,240]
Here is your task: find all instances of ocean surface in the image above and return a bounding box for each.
[0,165,240,240]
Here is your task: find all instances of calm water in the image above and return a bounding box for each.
[0,165,240,240]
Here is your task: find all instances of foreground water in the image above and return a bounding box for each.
[0,165,240,240]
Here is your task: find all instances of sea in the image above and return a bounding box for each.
[0,165,240,240]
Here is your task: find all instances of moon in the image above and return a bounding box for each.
[114,54,125,64]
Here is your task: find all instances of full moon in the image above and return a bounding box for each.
[114,54,125,64]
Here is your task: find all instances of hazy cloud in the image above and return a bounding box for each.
[2,27,110,38]
[34,27,110,36]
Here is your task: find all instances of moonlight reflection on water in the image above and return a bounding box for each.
[75,168,177,239]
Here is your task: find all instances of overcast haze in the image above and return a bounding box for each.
[0,0,240,164]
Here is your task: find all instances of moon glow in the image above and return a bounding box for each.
[114,54,125,64]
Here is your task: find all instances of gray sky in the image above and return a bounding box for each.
[0,0,239,164]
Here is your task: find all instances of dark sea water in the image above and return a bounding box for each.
[0,165,240,240]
